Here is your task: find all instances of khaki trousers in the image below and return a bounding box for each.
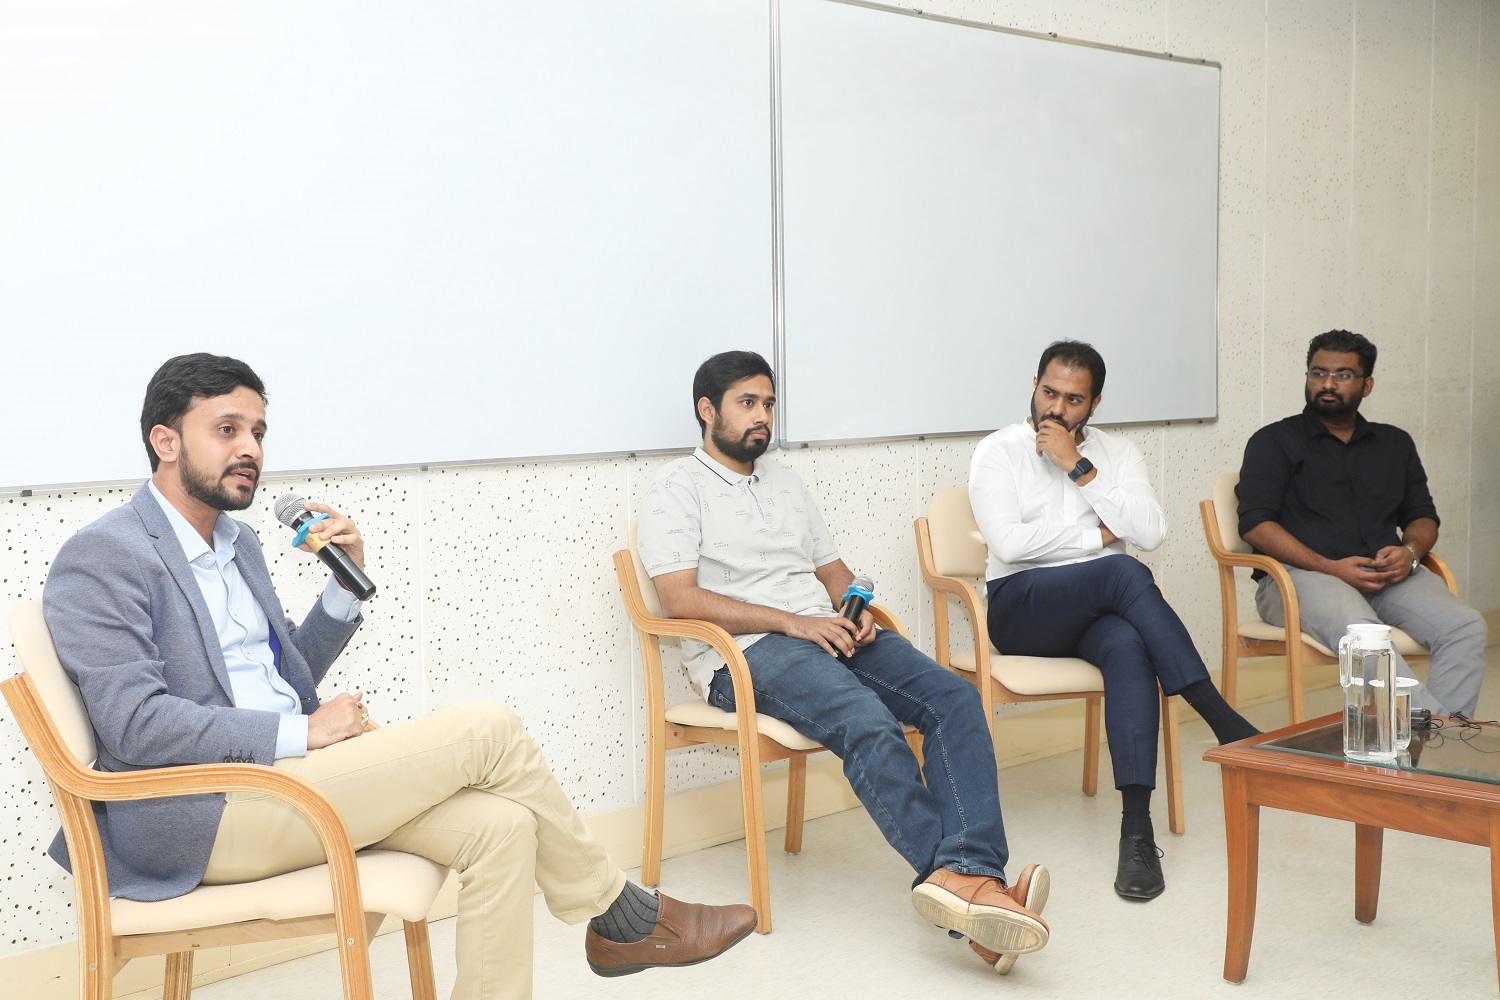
[202,702,628,1000]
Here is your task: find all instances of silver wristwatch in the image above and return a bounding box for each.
[1403,544,1419,573]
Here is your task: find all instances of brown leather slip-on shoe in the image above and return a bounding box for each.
[971,863,1051,975]
[585,893,758,978]
[912,869,1049,956]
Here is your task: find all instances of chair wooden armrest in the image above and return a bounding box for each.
[1422,551,1459,596]
[2,671,374,998]
[867,603,910,640]
[610,550,770,748]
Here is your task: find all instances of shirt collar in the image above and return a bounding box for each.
[1298,404,1373,441]
[147,480,240,567]
[692,446,760,484]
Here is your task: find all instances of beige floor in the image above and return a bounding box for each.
[190,649,1500,1000]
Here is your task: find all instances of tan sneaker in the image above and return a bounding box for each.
[969,864,1051,974]
[912,868,1048,955]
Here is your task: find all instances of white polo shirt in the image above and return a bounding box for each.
[968,421,1166,582]
[637,448,840,697]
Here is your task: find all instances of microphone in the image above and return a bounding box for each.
[836,575,874,663]
[274,492,377,601]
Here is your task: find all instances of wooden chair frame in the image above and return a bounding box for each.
[1199,472,1458,725]
[2,602,437,1000]
[915,512,1184,836]
[613,546,915,935]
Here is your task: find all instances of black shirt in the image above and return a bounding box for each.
[1236,406,1439,580]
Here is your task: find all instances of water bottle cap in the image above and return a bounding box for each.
[1347,623,1392,640]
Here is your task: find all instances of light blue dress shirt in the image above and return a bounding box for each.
[147,483,360,758]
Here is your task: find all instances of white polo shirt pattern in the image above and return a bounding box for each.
[968,421,1166,582]
[637,447,841,699]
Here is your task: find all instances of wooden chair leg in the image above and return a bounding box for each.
[784,754,807,855]
[1082,696,1102,797]
[1287,643,1307,726]
[642,725,667,888]
[163,951,194,1000]
[1221,640,1239,709]
[907,728,925,771]
[1161,693,1185,835]
[80,930,112,1000]
[738,751,773,934]
[404,919,438,1000]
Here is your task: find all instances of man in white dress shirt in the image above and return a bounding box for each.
[968,340,1256,901]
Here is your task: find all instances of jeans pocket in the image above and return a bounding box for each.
[707,669,736,712]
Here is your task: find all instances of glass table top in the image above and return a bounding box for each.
[1260,719,1500,787]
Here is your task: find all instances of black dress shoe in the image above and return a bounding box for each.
[1114,834,1165,900]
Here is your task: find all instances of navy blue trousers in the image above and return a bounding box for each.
[986,554,1209,789]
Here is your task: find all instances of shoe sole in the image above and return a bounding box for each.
[586,922,757,978]
[912,884,1048,955]
[1113,880,1165,901]
[992,865,1051,975]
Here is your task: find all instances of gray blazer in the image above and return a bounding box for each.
[42,485,361,901]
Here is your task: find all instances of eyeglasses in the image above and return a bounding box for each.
[1306,368,1366,384]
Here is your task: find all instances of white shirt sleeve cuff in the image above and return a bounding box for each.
[320,577,362,622]
[275,713,310,759]
[1090,526,1107,551]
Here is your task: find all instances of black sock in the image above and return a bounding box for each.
[589,882,660,943]
[1178,678,1260,744]
[1120,784,1154,842]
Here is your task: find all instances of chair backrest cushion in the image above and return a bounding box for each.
[1212,472,1251,554]
[9,599,96,765]
[926,487,988,579]
[626,522,666,618]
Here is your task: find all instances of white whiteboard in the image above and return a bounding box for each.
[0,0,772,489]
[779,0,1220,442]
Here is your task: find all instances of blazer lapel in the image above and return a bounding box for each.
[131,486,238,704]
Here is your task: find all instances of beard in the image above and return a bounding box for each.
[711,422,770,465]
[180,445,259,512]
[1305,385,1361,416]
[1030,397,1088,435]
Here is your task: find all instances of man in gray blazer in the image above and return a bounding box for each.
[42,353,754,1000]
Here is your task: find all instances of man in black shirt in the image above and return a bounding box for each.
[1236,329,1487,716]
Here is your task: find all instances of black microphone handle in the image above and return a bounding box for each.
[840,594,868,624]
[314,541,377,601]
[835,594,868,664]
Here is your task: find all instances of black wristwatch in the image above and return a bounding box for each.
[1067,457,1095,483]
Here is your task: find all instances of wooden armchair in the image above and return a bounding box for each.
[613,527,918,934]
[2,599,446,1000]
[1199,471,1458,724]
[916,487,1184,835]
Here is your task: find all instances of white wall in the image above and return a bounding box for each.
[3,0,1498,961]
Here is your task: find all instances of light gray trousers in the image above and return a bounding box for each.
[1255,564,1488,716]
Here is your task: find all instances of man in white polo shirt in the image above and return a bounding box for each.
[638,351,1050,976]
[968,340,1258,903]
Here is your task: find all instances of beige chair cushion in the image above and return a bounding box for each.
[926,488,988,579]
[8,600,96,764]
[626,522,665,618]
[665,699,823,752]
[111,850,448,935]
[949,650,1105,696]
[1236,620,1429,659]
[1212,473,1251,555]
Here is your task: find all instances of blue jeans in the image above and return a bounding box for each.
[987,554,1209,789]
[708,629,1008,885]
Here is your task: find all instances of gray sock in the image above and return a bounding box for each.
[589,882,660,943]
